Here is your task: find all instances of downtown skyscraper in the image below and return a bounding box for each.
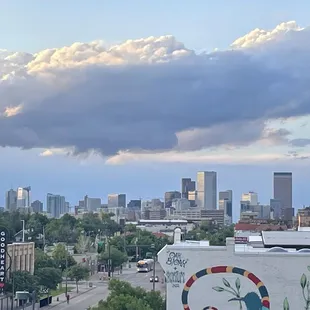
[196,171,217,210]
[273,172,293,221]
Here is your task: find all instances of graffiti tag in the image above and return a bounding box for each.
[166,270,185,288]
[166,251,188,268]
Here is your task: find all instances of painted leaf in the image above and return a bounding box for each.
[212,286,224,292]
[222,278,231,288]
[301,274,307,288]
[283,297,289,310]
[235,278,240,290]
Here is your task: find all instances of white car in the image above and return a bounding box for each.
[150,276,159,282]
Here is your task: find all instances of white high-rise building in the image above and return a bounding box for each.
[84,195,101,212]
[46,193,66,218]
[108,194,126,208]
[5,189,17,211]
[196,171,217,210]
[16,187,31,209]
[241,191,258,205]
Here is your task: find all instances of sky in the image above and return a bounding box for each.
[1,1,310,219]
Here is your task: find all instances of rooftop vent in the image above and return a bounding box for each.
[298,249,310,253]
[174,227,182,244]
[267,247,288,252]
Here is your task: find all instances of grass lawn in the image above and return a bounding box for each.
[50,286,74,297]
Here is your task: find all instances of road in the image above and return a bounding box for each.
[51,263,165,310]
[49,284,109,310]
[116,262,166,293]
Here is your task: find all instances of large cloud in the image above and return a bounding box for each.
[0,22,310,156]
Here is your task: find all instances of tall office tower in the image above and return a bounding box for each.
[127,200,141,209]
[16,186,31,209]
[5,189,17,211]
[164,191,181,208]
[31,200,43,213]
[273,172,293,221]
[84,195,101,212]
[46,193,66,218]
[108,194,126,208]
[181,178,196,199]
[65,201,70,214]
[196,171,217,210]
[270,199,282,220]
[219,190,233,224]
[241,191,258,205]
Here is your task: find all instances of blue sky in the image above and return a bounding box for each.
[1,1,310,220]
[1,0,310,52]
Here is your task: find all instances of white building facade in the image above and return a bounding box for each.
[158,229,310,310]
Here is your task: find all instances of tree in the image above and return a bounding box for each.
[34,248,56,271]
[52,244,76,271]
[98,246,127,268]
[9,271,39,294]
[93,279,165,310]
[35,267,62,296]
[75,234,91,254]
[67,265,89,293]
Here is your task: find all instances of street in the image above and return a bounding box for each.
[116,262,166,294]
[52,263,165,310]
[48,285,109,310]
[50,263,166,309]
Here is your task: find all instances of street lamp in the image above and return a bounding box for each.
[151,244,156,291]
[107,237,111,278]
[63,244,68,297]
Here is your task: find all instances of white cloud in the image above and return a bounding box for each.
[105,149,310,165]
[231,21,303,49]
[0,22,310,162]
[39,149,53,157]
[2,104,23,117]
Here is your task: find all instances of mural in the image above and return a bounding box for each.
[166,251,188,288]
[181,266,270,310]
[283,265,310,309]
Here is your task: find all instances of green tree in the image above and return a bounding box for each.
[75,234,91,254]
[10,271,39,293]
[52,244,76,271]
[93,279,165,310]
[67,265,89,293]
[34,248,56,271]
[98,246,127,268]
[35,267,62,296]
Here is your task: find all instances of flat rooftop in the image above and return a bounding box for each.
[262,231,310,246]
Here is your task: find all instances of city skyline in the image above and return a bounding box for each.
[2,169,305,223]
[1,3,310,223]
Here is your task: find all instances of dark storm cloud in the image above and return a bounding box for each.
[1,26,310,155]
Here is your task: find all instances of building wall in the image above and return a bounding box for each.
[273,172,292,220]
[196,171,217,210]
[158,239,310,310]
[7,242,35,276]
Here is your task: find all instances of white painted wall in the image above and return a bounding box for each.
[158,239,310,309]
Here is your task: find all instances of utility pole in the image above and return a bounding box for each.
[151,244,156,291]
[107,237,111,278]
[42,226,46,249]
[21,220,25,242]
[65,244,68,297]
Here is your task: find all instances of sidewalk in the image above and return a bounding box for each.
[48,284,96,308]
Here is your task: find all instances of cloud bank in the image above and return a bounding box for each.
[1,21,310,158]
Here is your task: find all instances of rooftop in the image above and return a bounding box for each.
[262,231,310,246]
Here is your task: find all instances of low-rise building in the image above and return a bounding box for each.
[158,228,310,309]
[7,242,35,277]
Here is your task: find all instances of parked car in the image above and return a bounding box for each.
[150,276,159,282]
